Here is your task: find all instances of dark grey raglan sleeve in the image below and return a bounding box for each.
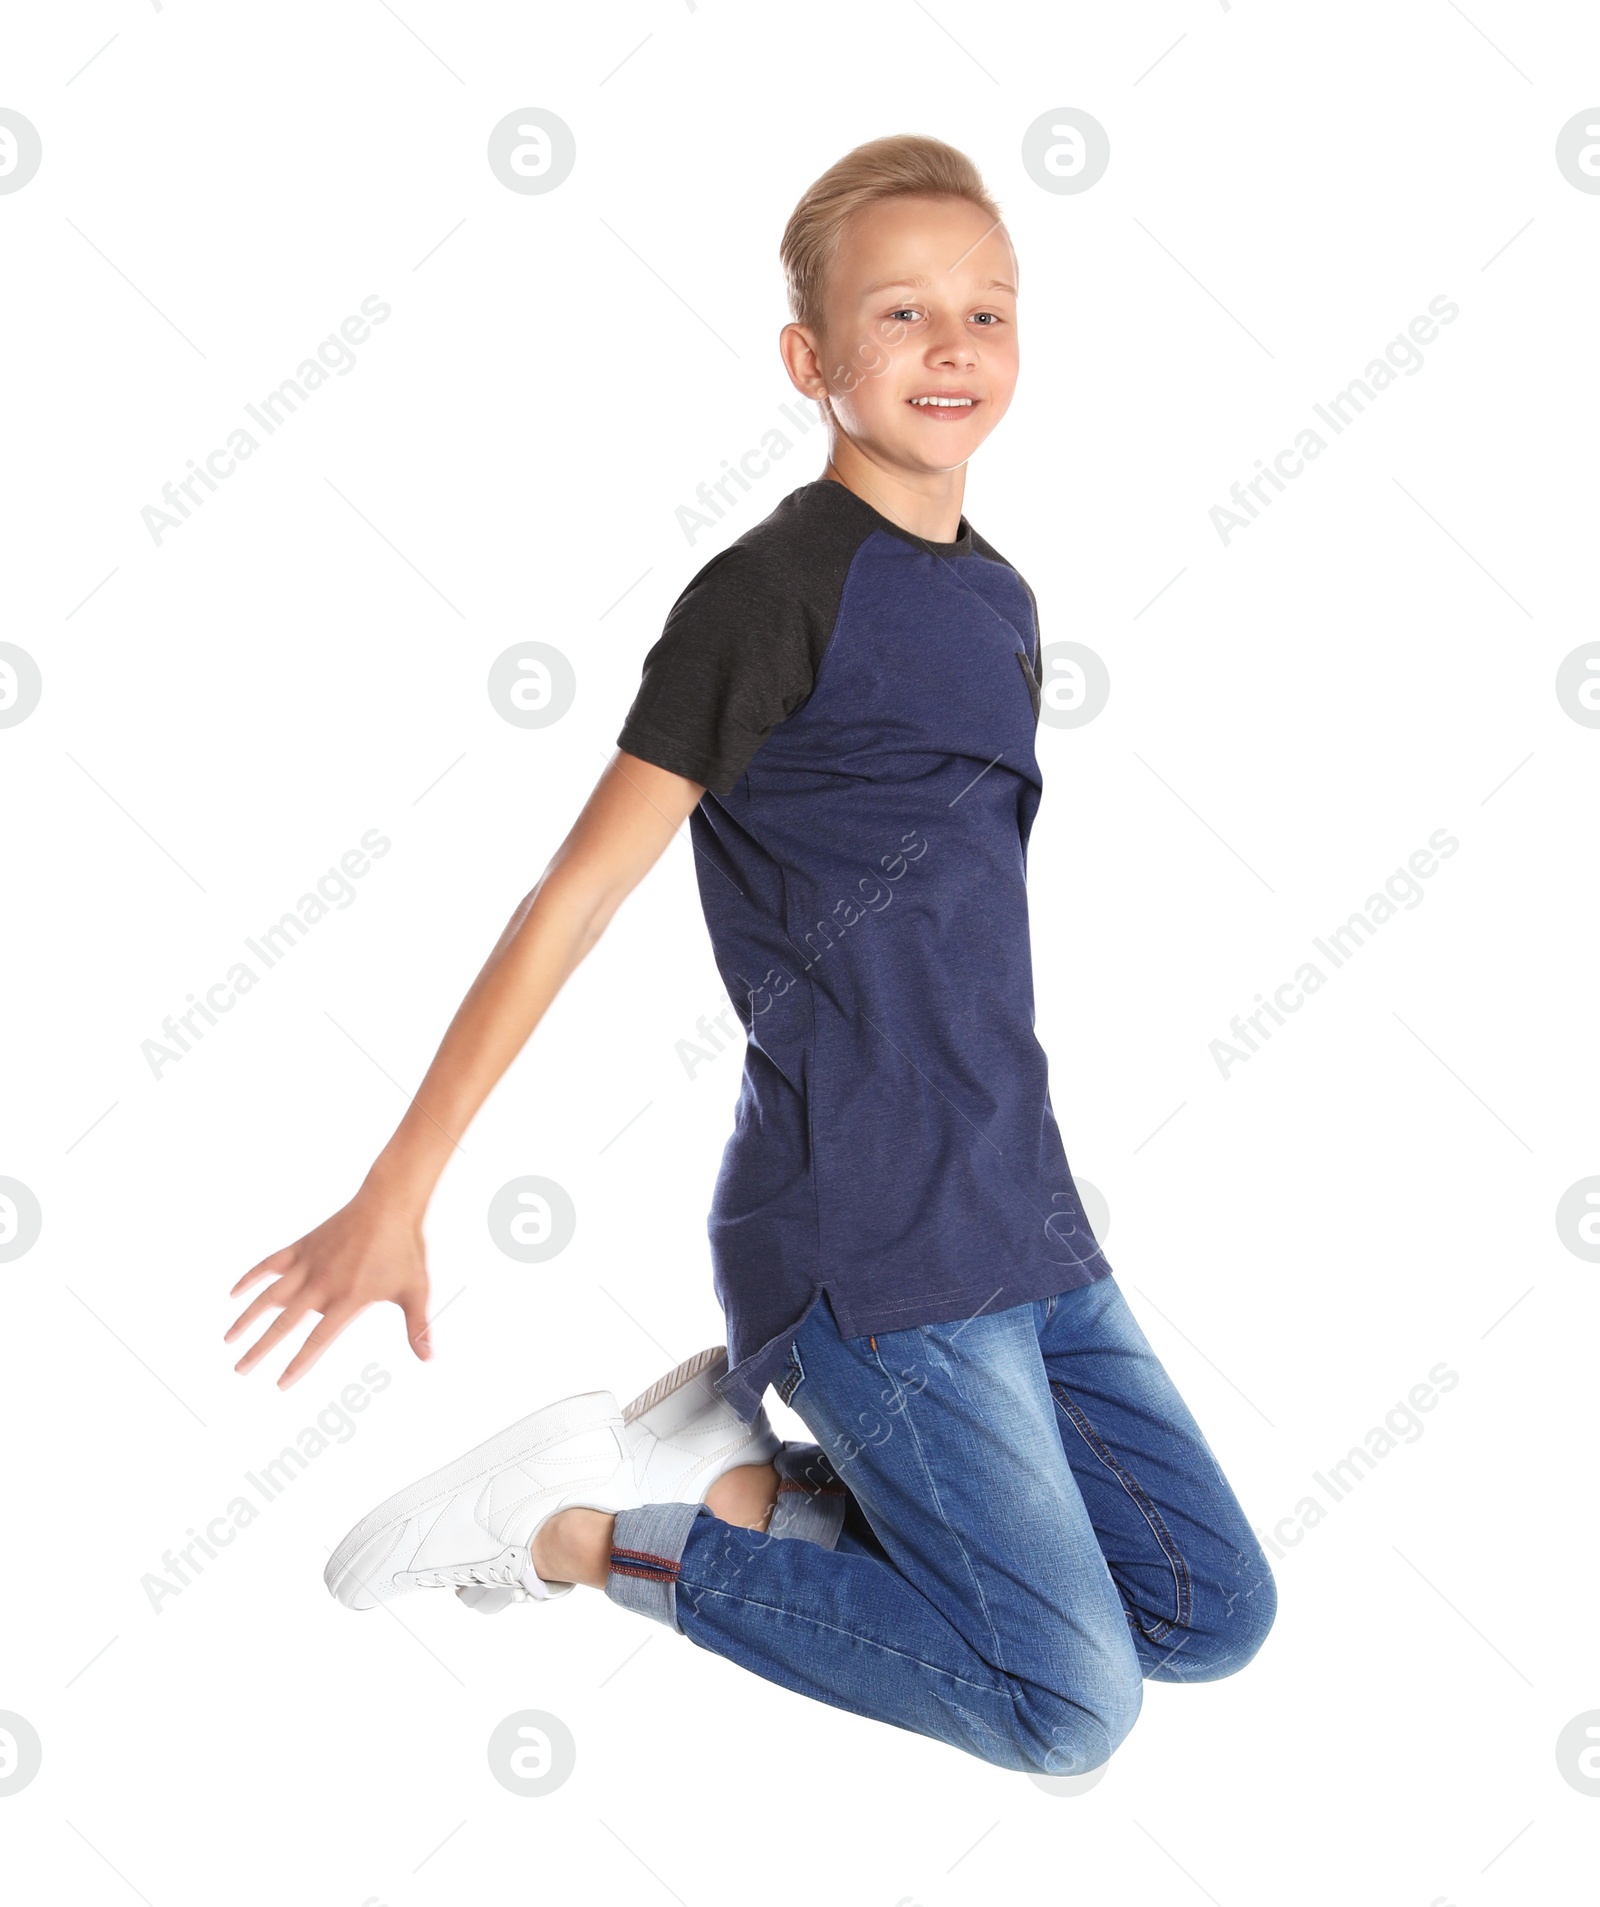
[615,542,823,797]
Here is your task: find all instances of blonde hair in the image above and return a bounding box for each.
[779,134,1010,337]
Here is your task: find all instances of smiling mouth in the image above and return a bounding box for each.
[908,395,977,409]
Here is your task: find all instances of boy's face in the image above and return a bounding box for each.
[801,193,1019,476]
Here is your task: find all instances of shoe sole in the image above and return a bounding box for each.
[621,1345,727,1425]
[324,1388,621,1601]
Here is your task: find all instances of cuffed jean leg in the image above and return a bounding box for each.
[606,1500,703,1632]
[767,1439,848,1548]
[607,1443,848,1633]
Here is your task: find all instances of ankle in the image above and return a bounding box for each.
[530,1507,614,1590]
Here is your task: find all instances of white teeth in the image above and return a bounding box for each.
[910,396,973,407]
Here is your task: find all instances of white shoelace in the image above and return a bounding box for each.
[452,1563,554,1606]
[410,1515,579,1602]
[406,1556,526,1586]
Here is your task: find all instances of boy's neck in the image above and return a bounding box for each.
[821,440,967,545]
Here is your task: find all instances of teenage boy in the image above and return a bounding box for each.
[229,135,1276,1775]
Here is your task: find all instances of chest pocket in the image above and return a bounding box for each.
[1015,647,1042,724]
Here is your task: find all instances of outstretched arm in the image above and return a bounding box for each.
[225,750,706,1387]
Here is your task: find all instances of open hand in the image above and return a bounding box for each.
[225,1190,433,1388]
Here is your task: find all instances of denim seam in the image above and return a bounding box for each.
[1049,1381,1193,1642]
[776,1341,805,1407]
[867,1334,1010,1678]
[676,1579,1016,1705]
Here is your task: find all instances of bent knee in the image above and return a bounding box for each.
[1220,1562,1278,1670]
[1014,1651,1144,1776]
[1162,1559,1278,1680]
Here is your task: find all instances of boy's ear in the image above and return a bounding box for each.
[778,320,826,401]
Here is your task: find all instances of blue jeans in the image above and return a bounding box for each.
[605,1276,1277,1773]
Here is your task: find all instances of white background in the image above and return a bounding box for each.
[2,3,1597,1903]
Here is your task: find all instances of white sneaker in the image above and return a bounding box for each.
[622,1345,780,1502]
[450,1350,780,1617]
[323,1389,641,1613]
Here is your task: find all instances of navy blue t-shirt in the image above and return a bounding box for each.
[617,477,1111,1421]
